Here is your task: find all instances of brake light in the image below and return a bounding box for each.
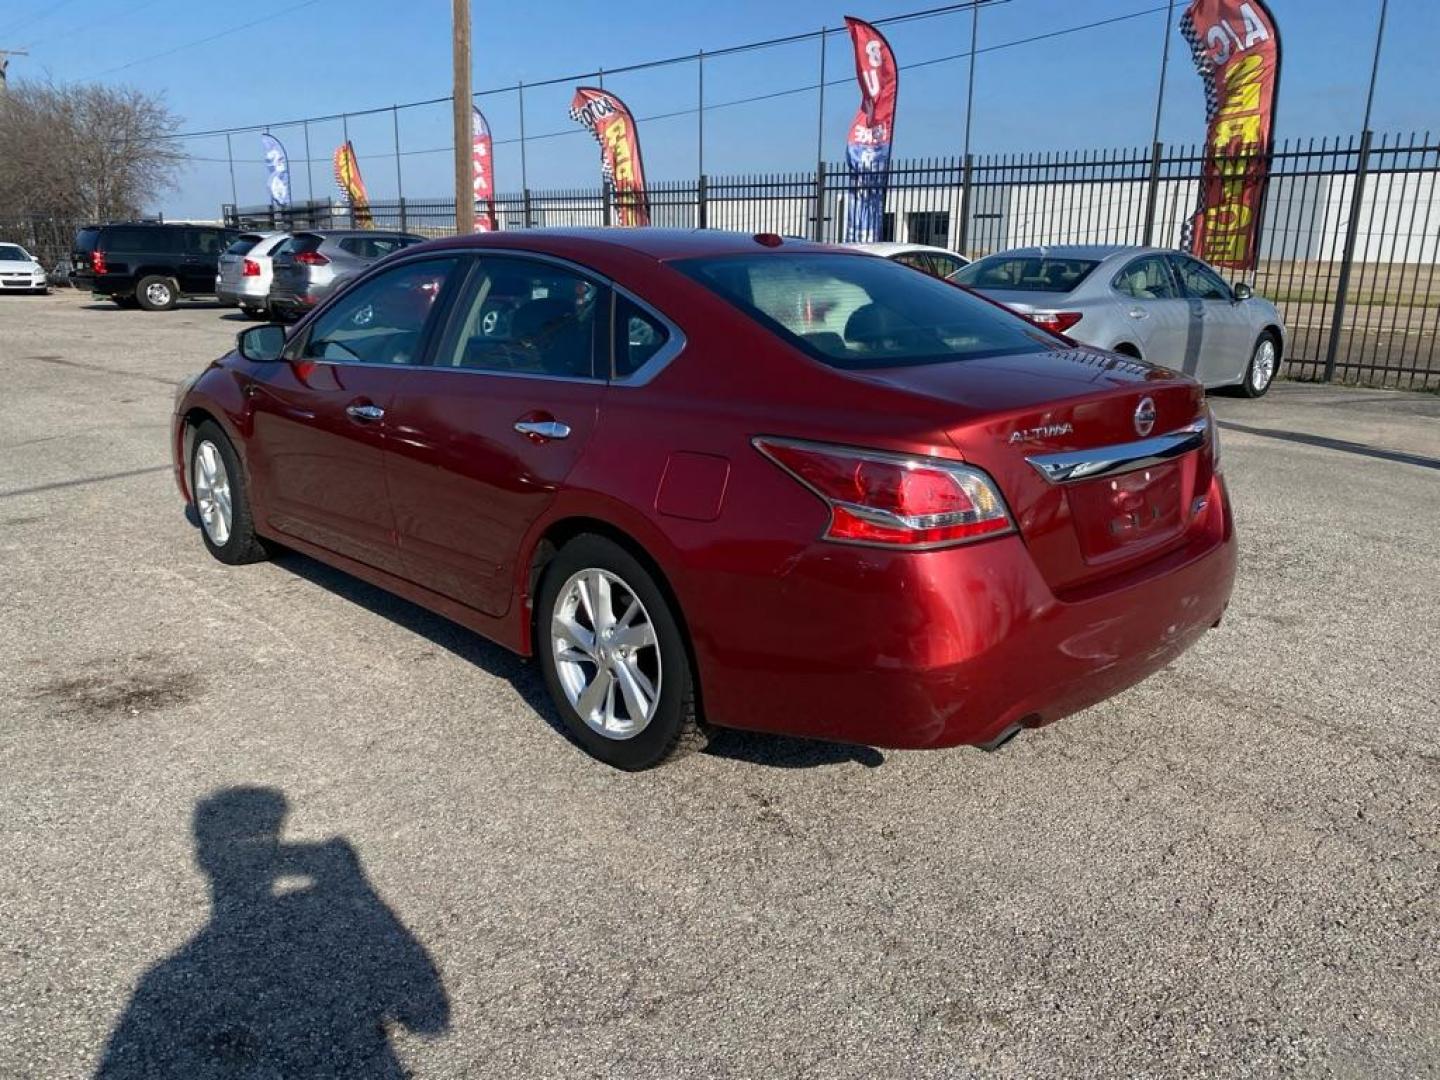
[90,250,106,274]
[1026,311,1083,334]
[293,251,329,266]
[754,438,1013,548]
[242,258,260,276]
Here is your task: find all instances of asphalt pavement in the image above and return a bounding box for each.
[1,290,1436,1078]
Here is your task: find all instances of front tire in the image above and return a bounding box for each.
[1239,333,1279,398]
[136,274,178,311]
[190,421,270,565]
[536,535,702,770]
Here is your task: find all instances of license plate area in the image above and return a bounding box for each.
[1065,461,1185,564]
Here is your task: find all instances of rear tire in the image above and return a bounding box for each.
[136,274,178,311]
[190,421,270,565]
[1238,332,1279,398]
[536,534,704,770]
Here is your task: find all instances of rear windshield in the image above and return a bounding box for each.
[0,244,30,261]
[225,234,264,255]
[74,228,101,253]
[276,234,322,256]
[673,252,1057,370]
[952,255,1100,293]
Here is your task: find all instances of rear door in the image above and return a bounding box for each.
[1109,254,1196,370]
[1171,254,1252,384]
[382,254,609,616]
[246,255,463,573]
[183,227,230,294]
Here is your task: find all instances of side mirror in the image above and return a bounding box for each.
[1232,282,1253,302]
[237,324,287,362]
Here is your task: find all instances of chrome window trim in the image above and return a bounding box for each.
[1026,418,1209,484]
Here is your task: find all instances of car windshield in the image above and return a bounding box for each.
[673,252,1057,370]
[952,255,1100,293]
[0,244,31,261]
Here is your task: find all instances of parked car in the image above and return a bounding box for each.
[951,244,1287,396]
[172,229,1235,770]
[70,223,240,310]
[0,243,49,294]
[216,231,289,318]
[848,241,969,279]
[268,230,424,321]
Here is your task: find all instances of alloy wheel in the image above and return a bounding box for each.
[551,568,662,740]
[146,281,173,307]
[193,440,233,546]
[1252,338,1277,392]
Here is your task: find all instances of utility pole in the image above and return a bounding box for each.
[0,48,30,94]
[452,0,474,235]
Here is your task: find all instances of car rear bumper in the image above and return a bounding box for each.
[217,283,268,305]
[693,474,1237,749]
[269,282,328,318]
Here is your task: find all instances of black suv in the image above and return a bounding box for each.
[71,223,240,310]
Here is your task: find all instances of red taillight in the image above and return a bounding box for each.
[293,251,329,266]
[1025,310,1083,334]
[754,438,1013,548]
[90,250,107,274]
[242,258,261,276]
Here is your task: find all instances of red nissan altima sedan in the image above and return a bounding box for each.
[171,228,1235,769]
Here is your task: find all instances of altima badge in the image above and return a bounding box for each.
[1133,397,1157,437]
[1008,422,1074,445]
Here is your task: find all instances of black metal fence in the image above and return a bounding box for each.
[226,128,1440,390]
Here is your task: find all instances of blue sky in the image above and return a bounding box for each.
[3,0,1435,216]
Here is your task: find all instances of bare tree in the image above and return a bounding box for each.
[0,78,186,222]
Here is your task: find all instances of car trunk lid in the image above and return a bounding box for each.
[854,346,1215,591]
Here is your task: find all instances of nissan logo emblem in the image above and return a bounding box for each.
[1134,397,1157,437]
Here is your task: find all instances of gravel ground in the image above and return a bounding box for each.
[1,290,1437,1079]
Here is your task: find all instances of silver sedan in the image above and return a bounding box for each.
[952,244,1287,396]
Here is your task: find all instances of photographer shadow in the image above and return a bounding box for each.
[95,787,449,1078]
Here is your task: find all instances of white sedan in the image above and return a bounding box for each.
[0,243,50,294]
[845,241,969,280]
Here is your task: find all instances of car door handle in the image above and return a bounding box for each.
[514,420,571,441]
[1127,308,1149,320]
[346,403,385,422]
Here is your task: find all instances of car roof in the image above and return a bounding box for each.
[844,241,959,257]
[413,227,841,263]
[974,244,1173,263]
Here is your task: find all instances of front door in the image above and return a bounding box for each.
[1110,254,1196,370]
[182,227,229,294]
[1171,254,1253,385]
[247,255,462,574]
[383,254,609,617]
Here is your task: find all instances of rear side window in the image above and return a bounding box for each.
[675,252,1055,370]
[1113,256,1178,300]
[74,228,100,253]
[102,227,181,254]
[440,257,602,379]
[614,295,669,377]
[187,229,229,255]
[953,255,1099,293]
[225,234,263,256]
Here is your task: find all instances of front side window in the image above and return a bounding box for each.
[1113,256,1178,300]
[441,258,602,379]
[339,235,414,260]
[301,258,458,366]
[675,252,1056,370]
[952,254,1100,293]
[1172,256,1232,301]
[187,229,229,256]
